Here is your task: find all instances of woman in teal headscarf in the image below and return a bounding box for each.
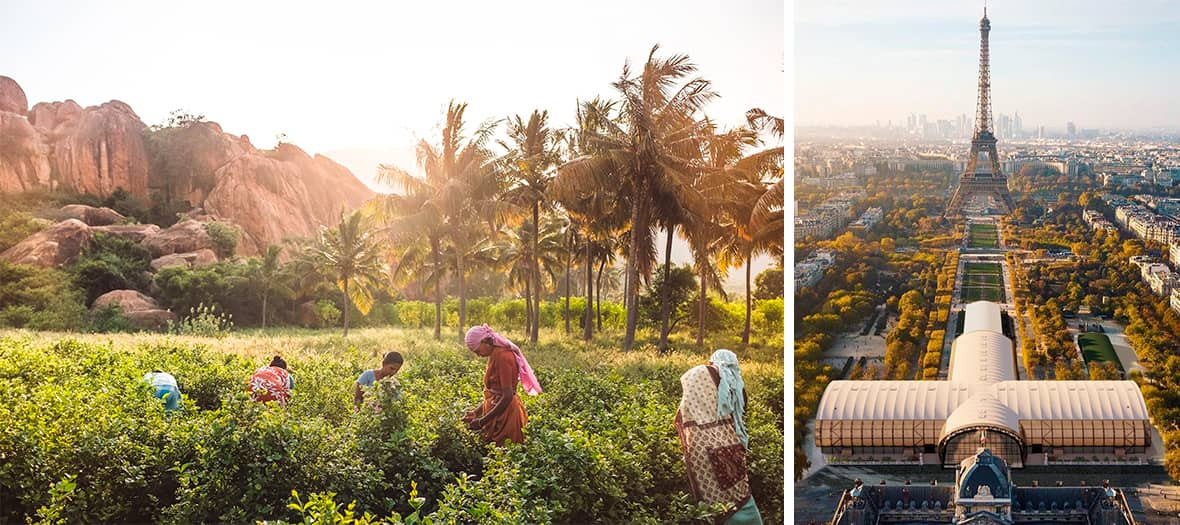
[674,349,762,525]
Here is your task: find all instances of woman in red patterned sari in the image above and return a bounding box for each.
[249,355,294,405]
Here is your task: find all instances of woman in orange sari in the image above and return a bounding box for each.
[462,324,542,446]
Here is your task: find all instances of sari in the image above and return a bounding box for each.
[478,347,529,445]
[675,364,763,525]
[249,366,292,405]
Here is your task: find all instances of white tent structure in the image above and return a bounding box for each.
[815,301,1151,467]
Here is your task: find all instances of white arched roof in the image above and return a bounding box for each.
[992,381,1149,421]
[941,391,1021,440]
[948,331,1016,384]
[963,301,1003,335]
[817,381,982,421]
[817,380,1150,424]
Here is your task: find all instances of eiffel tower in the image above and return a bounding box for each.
[946,7,1014,216]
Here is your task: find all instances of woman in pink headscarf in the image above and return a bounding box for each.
[462,324,541,446]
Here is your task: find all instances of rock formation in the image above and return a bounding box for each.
[92,289,177,329]
[141,220,214,257]
[149,249,218,272]
[0,75,375,256]
[91,224,161,243]
[0,219,91,267]
[57,204,127,226]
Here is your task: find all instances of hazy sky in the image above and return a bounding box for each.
[3,0,784,289]
[3,0,783,185]
[796,0,1180,131]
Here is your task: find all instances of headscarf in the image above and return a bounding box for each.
[465,324,542,395]
[711,349,749,449]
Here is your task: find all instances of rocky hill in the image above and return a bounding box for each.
[0,75,374,255]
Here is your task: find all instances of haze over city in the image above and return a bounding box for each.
[796,0,1180,132]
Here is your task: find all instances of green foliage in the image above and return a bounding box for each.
[69,232,152,304]
[169,303,234,337]
[316,300,342,327]
[638,264,698,331]
[205,222,240,258]
[155,263,251,320]
[99,187,147,223]
[0,330,782,524]
[0,261,88,330]
[752,267,784,300]
[0,210,47,252]
[88,304,137,333]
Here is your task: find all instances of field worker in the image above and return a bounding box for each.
[143,370,181,412]
[462,324,540,446]
[674,349,762,524]
[249,355,294,405]
[354,351,404,411]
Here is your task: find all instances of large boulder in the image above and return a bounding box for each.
[141,220,213,257]
[92,223,161,243]
[58,204,127,226]
[0,219,91,267]
[0,76,27,114]
[92,289,176,329]
[28,99,151,198]
[149,249,218,272]
[203,144,373,255]
[93,289,160,312]
[1,76,374,256]
[0,109,52,193]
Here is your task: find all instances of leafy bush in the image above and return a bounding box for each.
[169,303,234,337]
[0,331,783,524]
[88,304,137,333]
[0,261,88,330]
[69,232,152,305]
[205,222,240,258]
[155,263,253,320]
[753,267,784,300]
[0,211,48,252]
[316,300,342,327]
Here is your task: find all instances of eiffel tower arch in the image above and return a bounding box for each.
[947,8,1014,217]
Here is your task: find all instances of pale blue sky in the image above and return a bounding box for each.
[2,0,784,181]
[796,0,1180,131]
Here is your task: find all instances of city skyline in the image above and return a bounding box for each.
[796,1,1180,131]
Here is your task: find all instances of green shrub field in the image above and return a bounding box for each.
[0,328,783,524]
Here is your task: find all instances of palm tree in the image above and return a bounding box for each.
[553,45,716,351]
[249,244,295,329]
[552,98,629,341]
[479,213,566,332]
[714,125,784,345]
[371,163,449,340]
[376,101,501,341]
[684,123,759,347]
[558,214,579,335]
[304,210,387,337]
[432,102,502,342]
[501,110,564,344]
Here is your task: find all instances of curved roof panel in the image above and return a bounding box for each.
[991,381,1149,421]
[817,381,1150,423]
[816,381,981,421]
[948,331,1016,384]
[963,301,1004,335]
[941,391,1021,439]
